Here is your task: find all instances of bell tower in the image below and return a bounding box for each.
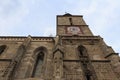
[57,13,93,36]
[55,13,120,80]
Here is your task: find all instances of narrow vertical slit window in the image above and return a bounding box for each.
[86,75,91,80]
[69,18,73,25]
[32,52,44,77]
[85,70,92,80]
[79,49,83,56]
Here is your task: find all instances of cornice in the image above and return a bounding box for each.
[61,35,101,40]
[63,59,110,62]
[0,36,55,42]
[105,53,119,58]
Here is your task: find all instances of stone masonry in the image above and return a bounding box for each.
[0,13,120,80]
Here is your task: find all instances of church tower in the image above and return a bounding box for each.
[57,13,93,36]
[55,13,120,80]
[0,14,120,80]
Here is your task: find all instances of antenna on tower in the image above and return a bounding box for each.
[65,12,67,14]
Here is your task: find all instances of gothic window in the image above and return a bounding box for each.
[32,52,44,77]
[81,62,92,80]
[0,45,7,55]
[32,47,47,78]
[78,45,87,57]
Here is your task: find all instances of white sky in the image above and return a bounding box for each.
[0,0,120,55]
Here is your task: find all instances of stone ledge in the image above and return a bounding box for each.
[0,59,12,61]
[61,35,100,40]
[105,53,119,58]
[91,60,111,62]
[0,36,55,42]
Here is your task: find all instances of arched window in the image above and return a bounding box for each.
[78,45,87,57]
[32,47,47,78]
[0,45,7,55]
[78,46,92,80]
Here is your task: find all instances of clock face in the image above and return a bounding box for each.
[67,26,82,34]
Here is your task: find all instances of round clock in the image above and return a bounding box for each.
[67,26,81,34]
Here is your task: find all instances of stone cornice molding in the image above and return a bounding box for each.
[105,53,119,58]
[0,36,55,42]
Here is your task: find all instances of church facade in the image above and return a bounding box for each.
[0,14,120,80]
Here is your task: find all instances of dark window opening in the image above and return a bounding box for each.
[85,69,92,80]
[0,45,7,55]
[32,52,44,77]
[78,46,87,57]
[86,75,91,80]
[69,18,73,25]
[79,49,83,56]
[82,63,87,69]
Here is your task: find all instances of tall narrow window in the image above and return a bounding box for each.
[81,62,92,80]
[69,18,73,25]
[32,52,44,77]
[79,49,83,56]
[86,74,91,80]
[85,70,92,80]
[0,45,6,55]
[78,46,92,80]
[78,45,87,57]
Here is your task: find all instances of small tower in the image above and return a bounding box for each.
[57,13,93,36]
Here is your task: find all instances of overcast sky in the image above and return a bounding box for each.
[0,0,120,55]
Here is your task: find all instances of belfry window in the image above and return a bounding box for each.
[0,45,7,55]
[32,51,44,77]
[78,45,87,57]
[79,49,83,56]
